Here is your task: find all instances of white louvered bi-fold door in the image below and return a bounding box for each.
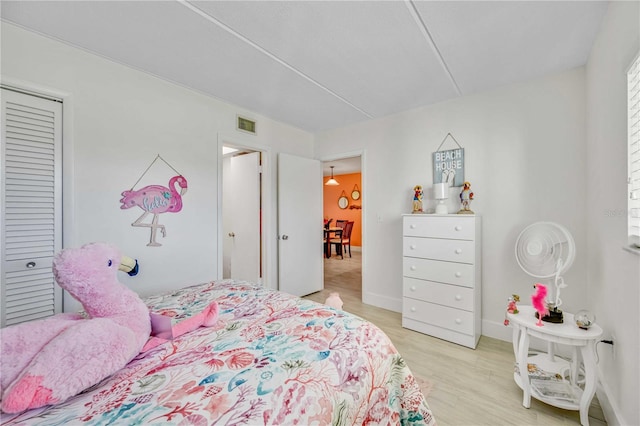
[1,88,63,327]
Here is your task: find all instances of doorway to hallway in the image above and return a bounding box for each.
[221,145,263,283]
[322,156,362,301]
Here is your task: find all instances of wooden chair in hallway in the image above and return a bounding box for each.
[330,220,354,258]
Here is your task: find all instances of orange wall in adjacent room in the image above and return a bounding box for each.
[323,172,362,247]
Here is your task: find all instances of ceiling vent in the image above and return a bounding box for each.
[237,115,256,135]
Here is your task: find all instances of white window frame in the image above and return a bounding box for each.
[628,51,640,249]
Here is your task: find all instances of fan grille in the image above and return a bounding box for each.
[515,222,575,278]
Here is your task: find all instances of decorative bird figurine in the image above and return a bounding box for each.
[531,283,549,326]
[458,181,474,214]
[0,243,150,413]
[120,175,188,247]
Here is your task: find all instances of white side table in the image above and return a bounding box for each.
[507,305,603,426]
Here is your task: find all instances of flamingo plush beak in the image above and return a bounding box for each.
[118,255,139,276]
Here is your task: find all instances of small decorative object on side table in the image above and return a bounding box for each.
[575,310,596,329]
[503,294,520,326]
[412,185,424,214]
[457,181,474,214]
[506,305,603,426]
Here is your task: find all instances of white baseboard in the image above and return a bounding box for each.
[596,371,626,426]
[363,291,401,313]
[482,318,512,342]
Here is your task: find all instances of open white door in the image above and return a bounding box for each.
[227,152,261,283]
[278,153,322,296]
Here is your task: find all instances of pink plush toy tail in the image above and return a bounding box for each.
[141,301,219,352]
[325,292,343,310]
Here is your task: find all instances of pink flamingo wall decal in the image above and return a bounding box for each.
[120,175,188,247]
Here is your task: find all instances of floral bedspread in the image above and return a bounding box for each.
[2,280,436,425]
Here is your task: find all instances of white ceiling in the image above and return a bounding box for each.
[1,1,608,133]
[323,156,361,177]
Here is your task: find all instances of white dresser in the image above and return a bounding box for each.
[402,214,481,349]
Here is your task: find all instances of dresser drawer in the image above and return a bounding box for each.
[403,257,474,287]
[403,277,474,311]
[403,298,474,336]
[403,237,475,264]
[404,216,475,240]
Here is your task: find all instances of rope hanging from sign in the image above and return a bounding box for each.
[128,154,183,191]
[432,133,465,187]
[435,132,463,152]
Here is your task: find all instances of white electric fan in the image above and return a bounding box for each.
[515,222,576,322]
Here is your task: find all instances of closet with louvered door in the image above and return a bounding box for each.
[1,88,63,327]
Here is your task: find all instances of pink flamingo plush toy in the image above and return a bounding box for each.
[0,243,151,413]
[531,283,549,326]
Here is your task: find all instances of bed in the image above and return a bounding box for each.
[1,280,436,425]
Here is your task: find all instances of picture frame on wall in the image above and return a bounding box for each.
[338,191,349,209]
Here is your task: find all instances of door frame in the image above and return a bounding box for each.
[216,132,272,288]
[319,149,366,301]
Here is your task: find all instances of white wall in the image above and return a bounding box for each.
[315,68,588,339]
[586,2,640,425]
[1,23,314,310]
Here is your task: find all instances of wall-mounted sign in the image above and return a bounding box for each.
[433,148,465,187]
[432,133,465,187]
[120,155,188,247]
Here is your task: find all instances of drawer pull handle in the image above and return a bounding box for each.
[410,245,416,250]
[411,307,416,312]
[455,272,462,278]
[455,226,462,231]
[410,224,416,229]
[455,294,462,301]
[455,318,462,325]
[455,248,462,254]
[26,261,36,268]
[410,286,416,291]
[410,266,417,271]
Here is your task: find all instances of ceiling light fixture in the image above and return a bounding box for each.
[325,166,339,186]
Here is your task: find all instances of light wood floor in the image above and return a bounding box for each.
[304,251,606,426]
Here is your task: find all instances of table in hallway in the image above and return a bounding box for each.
[324,227,343,258]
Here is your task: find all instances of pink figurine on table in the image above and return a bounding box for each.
[531,283,549,326]
[507,294,520,314]
[503,294,520,326]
